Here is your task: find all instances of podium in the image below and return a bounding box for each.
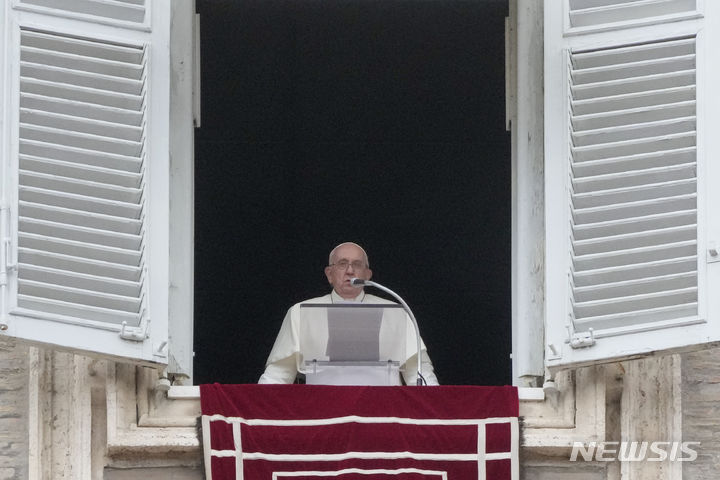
[298,303,408,386]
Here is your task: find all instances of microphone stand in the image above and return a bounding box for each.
[351,278,425,386]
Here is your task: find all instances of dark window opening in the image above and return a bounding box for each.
[194,0,511,385]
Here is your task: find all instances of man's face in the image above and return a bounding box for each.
[324,244,373,299]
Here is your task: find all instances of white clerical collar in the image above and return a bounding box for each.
[331,289,365,303]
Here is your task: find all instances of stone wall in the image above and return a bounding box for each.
[682,347,720,478]
[4,337,720,480]
[0,339,28,480]
[104,467,202,479]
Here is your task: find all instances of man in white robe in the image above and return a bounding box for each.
[258,242,439,385]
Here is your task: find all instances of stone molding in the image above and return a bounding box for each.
[24,346,683,479]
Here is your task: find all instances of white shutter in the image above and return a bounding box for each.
[0,0,190,368]
[569,36,698,332]
[17,29,148,328]
[544,1,720,369]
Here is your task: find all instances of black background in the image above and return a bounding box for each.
[193,0,511,386]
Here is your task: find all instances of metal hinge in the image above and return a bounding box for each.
[119,318,150,342]
[0,204,17,287]
[566,308,596,349]
[569,327,596,349]
[708,241,720,263]
[0,204,15,332]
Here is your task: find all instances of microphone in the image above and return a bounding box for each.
[349,277,425,386]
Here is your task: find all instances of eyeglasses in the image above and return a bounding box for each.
[330,259,367,270]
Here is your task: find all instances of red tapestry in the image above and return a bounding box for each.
[200,384,518,480]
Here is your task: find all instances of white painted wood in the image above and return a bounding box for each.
[0,1,11,330]
[166,0,195,378]
[0,0,195,368]
[510,0,546,384]
[167,385,546,402]
[565,0,700,36]
[544,0,720,370]
[569,0,696,27]
[14,0,150,30]
[16,26,148,324]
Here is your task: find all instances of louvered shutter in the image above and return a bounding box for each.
[0,1,185,367]
[544,1,720,369]
[17,29,148,328]
[570,36,698,331]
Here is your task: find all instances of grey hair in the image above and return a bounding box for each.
[328,242,370,267]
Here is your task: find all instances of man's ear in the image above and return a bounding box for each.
[366,268,373,281]
[324,266,333,284]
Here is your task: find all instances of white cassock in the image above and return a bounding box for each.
[258,289,439,385]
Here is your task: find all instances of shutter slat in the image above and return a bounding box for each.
[20,45,144,80]
[572,85,695,116]
[19,0,146,24]
[571,54,695,84]
[18,279,142,313]
[571,70,694,101]
[574,287,697,319]
[19,232,141,267]
[573,255,696,287]
[572,147,695,176]
[21,77,143,110]
[574,304,698,332]
[19,185,142,218]
[572,37,695,66]
[19,217,142,250]
[20,139,142,173]
[573,163,695,192]
[569,0,697,29]
[572,117,695,147]
[572,101,695,130]
[574,271,696,301]
[572,131,696,162]
[20,123,142,157]
[17,296,140,326]
[21,93,142,126]
[573,192,695,224]
[19,263,141,297]
[19,248,141,282]
[21,30,143,64]
[20,154,142,189]
[21,62,142,95]
[574,209,694,238]
[573,179,696,209]
[574,240,696,271]
[20,170,142,202]
[573,223,696,255]
[21,109,142,142]
[19,201,142,235]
